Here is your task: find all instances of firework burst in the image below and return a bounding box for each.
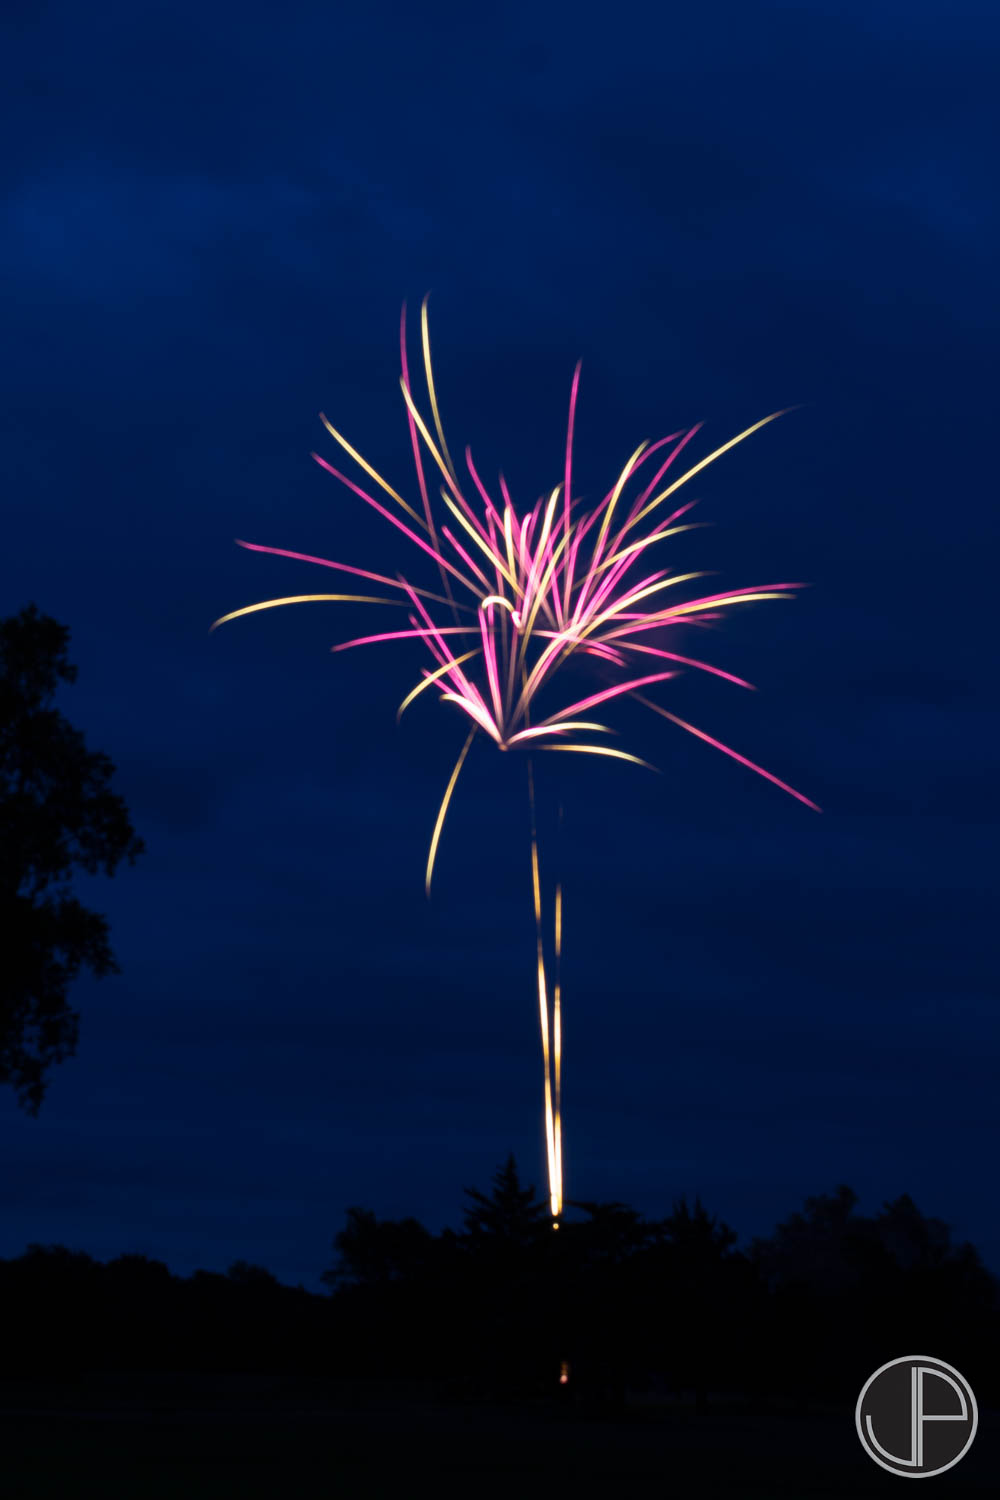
[212,298,819,1218]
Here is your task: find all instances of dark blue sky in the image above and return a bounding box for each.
[2,0,997,1291]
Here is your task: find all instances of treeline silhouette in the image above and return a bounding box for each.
[4,1161,997,1410]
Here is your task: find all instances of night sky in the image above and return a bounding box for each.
[3,1,997,1292]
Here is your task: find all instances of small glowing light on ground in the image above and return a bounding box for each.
[559,1361,570,1385]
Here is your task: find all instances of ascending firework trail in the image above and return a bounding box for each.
[212,298,819,1220]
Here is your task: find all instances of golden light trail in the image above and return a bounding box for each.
[529,764,561,1218]
[421,294,457,481]
[553,880,563,1215]
[209,594,406,631]
[397,650,480,721]
[624,408,800,535]
[425,727,476,897]
[538,744,658,770]
[590,440,650,574]
[319,413,427,528]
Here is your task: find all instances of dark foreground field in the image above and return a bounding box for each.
[1,1375,996,1498]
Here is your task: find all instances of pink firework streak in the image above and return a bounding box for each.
[212,297,820,1218]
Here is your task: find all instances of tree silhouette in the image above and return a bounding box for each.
[2,1176,998,1409]
[654,1196,745,1409]
[321,1205,434,1290]
[461,1154,547,1246]
[0,604,144,1112]
[570,1200,653,1265]
[227,1259,280,1290]
[749,1184,865,1294]
[663,1194,738,1261]
[320,1206,437,1290]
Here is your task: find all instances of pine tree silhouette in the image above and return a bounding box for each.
[461,1155,547,1246]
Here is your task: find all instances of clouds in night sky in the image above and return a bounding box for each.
[1,0,997,1287]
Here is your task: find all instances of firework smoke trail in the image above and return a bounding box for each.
[212,297,820,1221]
